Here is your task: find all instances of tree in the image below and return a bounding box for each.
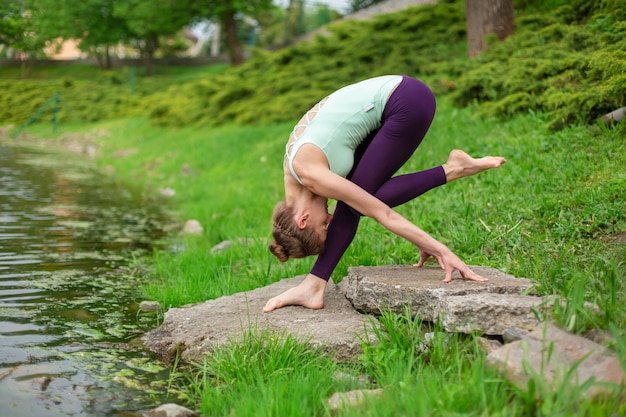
[466,0,515,58]
[113,0,197,75]
[32,0,129,69]
[0,0,25,49]
[194,0,273,66]
[0,0,51,78]
[284,0,305,45]
[253,2,340,49]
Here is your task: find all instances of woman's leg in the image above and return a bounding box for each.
[311,77,442,280]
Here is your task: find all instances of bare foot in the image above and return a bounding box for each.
[263,274,327,312]
[443,149,506,182]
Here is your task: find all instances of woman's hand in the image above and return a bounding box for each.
[414,247,488,283]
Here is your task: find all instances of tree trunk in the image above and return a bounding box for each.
[222,8,244,66]
[211,22,221,57]
[284,0,293,46]
[466,0,515,59]
[20,54,33,80]
[105,47,111,70]
[144,34,158,77]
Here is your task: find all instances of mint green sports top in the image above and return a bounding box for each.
[286,75,402,184]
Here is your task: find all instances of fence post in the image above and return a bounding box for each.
[130,66,136,96]
[53,91,60,132]
[11,94,55,138]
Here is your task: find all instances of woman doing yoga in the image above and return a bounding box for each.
[264,75,506,313]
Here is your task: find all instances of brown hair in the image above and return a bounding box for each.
[269,201,325,262]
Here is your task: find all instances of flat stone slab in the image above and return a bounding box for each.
[487,323,625,399]
[143,276,376,364]
[346,265,536,315]
[345,265,542,334]
[436,293,550,335]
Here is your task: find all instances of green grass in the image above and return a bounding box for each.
[174,330,341,416]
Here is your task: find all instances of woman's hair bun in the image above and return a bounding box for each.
[269,241,289,262]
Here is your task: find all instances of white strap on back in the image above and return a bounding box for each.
[284,98,328,185]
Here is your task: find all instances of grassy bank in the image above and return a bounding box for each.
[18,93,625,414]
[30,99,626,322]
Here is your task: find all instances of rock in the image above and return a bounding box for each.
[143,263,619,392]
[30,376,52,391]
[417,331,451,354]
[139,301,162,312]
[476,337,503,355]
[327,389,384,410]
[601,106,625,125]
[180,163,191,175]
[333,370,371,388]
[345,265,543,334]
[486,323,625,399]
[143,276,377,364]
[0,124,15,137]
[583,328,615,346]
[158,187,176,197]
[114,148,139,158]
[97,128,111,138]
[503,327,529,343]
[210,238,257,253]
[142,403,198,417]
[181,220,203,235]
[436,293,549,335]
[210,240,233,253]
[85,144,97,159]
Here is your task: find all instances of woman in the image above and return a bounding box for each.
[264,75,506,312]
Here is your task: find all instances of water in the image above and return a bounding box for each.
[0,144,173,416]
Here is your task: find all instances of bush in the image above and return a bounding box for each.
[1,0,624,131]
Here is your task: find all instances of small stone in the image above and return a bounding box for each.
[97,129,111,138]
[158,187,176,197]
[142,403,198,417]
[502,327,529,343]
[113,148,139,158]
[181,220,203,235]
[583,328,615,346]
[327,389,384,410]
[333,370,371,388]
[139,301,162,312]
[210,240,233,253]
[85,144,97,159]
[210,238,256,253]
[180,163,191,175]
[476,337,503,354]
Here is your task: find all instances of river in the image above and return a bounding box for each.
[0,143,173,416]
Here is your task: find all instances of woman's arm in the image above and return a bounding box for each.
[305,168,443,250]
[300,167,487,282]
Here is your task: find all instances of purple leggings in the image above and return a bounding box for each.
[310,76,445,281]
